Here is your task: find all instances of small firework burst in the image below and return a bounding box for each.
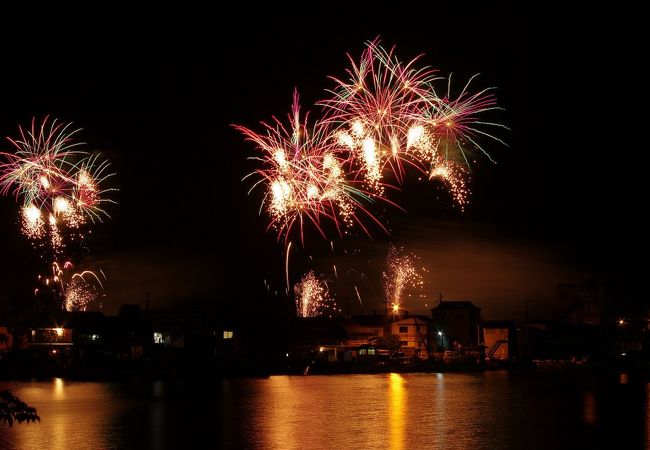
[40,261,106,311]
[383,244,425,312]
[294,270,337,317]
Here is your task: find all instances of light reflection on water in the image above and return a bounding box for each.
[389,373,404,450]
[1,371,649,449]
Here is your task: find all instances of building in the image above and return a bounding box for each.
[388,316,431,359]
[557,280,606,325]
[483,320,516,362]
[343,314,388,346]
[431,300,482,351]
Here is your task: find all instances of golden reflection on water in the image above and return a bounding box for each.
[646,383,650,449]
[389,373,405,450]
[53,377,65,400]
[5,372,642,449]
[264,376,299,450]
[51,378,67,450]
[5,380,122,450]
[583,391,596,425]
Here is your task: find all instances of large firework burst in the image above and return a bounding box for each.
[234,90,390,243]
[236,38,504,242]
[0,117,117,252]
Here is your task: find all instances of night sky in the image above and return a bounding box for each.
[0,5,646,320]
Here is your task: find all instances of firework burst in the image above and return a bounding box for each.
[322,39,506,207]
[383,244,425,312]
[320,40,439,187]
[0,117,117,252]
[236,38,504,243]
[234,90,389,243]
[294,270,338,317]
[39,261,106,311]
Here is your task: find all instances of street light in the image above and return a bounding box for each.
[438,331,445,350]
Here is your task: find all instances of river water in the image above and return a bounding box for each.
[2,371,649,449]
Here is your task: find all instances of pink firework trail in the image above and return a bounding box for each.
[320,39,439,187]
[0,117,117,252]
[234,90,390,244]
[40,261,106,311]
[235,38,504,242]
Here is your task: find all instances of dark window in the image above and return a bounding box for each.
[399,326,408,333]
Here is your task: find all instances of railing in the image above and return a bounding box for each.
[487,339,507,358]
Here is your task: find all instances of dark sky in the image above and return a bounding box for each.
[0,5,646,319]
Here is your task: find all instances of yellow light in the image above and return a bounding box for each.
[389,373,405,450]
[53,196,71,214]
[55,328,63,337]
[319,347,324,352]
[392,304,399,313]
[23,204,42,224]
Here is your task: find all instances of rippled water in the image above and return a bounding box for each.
[2,371,649,449]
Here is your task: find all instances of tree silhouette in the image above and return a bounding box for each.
[0,390,40,427]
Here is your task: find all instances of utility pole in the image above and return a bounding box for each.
[523,299,531,321]
[141,292,150,311]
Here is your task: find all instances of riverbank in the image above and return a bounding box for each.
[3,347,649,381]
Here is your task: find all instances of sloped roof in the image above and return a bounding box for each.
[431,300,480,311]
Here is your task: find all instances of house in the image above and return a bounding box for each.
[342,314,388,346]
[67,311,106,346]
[431,300,482,351]
[557,280,606,325]
[388,315,431,359]
[24,311,74,348]
[146,310,186,349]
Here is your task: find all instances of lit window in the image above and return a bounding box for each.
[153,332,164,344]
[359,348,367,355]
[223,330,234,339]
[368,348,375,355]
